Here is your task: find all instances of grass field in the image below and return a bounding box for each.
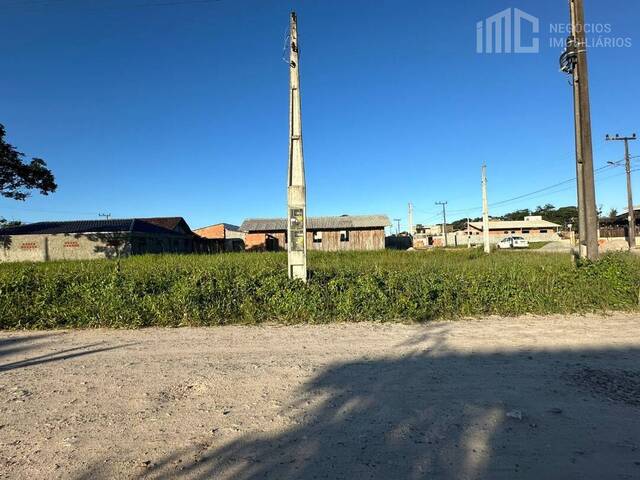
[1,250,639,329]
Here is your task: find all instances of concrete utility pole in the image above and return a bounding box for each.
[569,31,586,257]
[408,202,414,235]
[287,11,307,282]
[467,217,471,249]
[560,0,599,260]
[481,164,490,254]
[606,133,637,249]
[435,201,448,247]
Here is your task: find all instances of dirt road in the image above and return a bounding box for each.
[1,315,640,479]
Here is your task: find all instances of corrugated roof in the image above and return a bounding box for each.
[469,219,561,230]
[241,215,391,232]
[0,218,189,236]
[194,223,241,232]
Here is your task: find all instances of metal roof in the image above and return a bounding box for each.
[0,218,189,236]
[469,219,561,230]
[194,223,241,232]
[241,215,391,232]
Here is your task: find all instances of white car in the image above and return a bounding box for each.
[497,236,529,249]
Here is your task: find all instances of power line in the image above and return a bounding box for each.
[436,156,627,217]
[5,0,224,9]
[0,205,105,217]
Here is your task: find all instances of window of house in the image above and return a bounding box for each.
[340,230,349,242]
[522,230,530,234]
[540,229,548,233]
[313,231,322,243]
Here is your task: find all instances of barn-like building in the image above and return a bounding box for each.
[241,214,390,252]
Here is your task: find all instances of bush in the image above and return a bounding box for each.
[0,250,638,329]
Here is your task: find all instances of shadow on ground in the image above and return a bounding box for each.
[0,338,135,372]
[0,333,57,360]
[115,344,640,480]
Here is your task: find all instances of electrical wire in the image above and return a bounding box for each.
[5,0,224,9]
[413,155,636,223]
[0,205,108,217]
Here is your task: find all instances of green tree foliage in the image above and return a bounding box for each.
[533,205,578,227]
[450,217,481,231]
[0,218,22,227]
[450,205,579,231]
[501,209,531,221]
[0,123,57,201]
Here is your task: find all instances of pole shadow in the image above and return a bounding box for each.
[0,341,136,372]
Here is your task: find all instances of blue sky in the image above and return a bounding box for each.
[1,0,639,230]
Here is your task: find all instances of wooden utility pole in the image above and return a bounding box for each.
[435,202,448,247]
[561,0,599,260]
[481,164,490,254]
[606,133,637,249]
[287,11,307,282]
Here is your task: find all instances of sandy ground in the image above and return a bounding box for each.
[1,315,640,480]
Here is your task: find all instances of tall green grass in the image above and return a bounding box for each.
[0,250,639,329]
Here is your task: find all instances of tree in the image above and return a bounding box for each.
[501,209,530,221]
[608,208,618,220]
[0,218,21,228]
[0,123,57,200]
[450,205,579,232]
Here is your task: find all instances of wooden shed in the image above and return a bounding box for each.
[240,215,390,252]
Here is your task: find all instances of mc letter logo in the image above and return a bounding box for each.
[477,8,540,54]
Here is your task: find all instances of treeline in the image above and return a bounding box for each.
[451,204,578,231]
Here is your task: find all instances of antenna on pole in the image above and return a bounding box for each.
[287,11,308,282]
[98,213,112,220]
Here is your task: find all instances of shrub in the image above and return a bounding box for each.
[0,250,638,329]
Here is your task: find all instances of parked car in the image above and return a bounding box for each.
[497,236,529,249]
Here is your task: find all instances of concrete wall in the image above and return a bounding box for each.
[464,231,561,245]
[0,233,124,262]
[412,231,562,249]
[0,232,202,263]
